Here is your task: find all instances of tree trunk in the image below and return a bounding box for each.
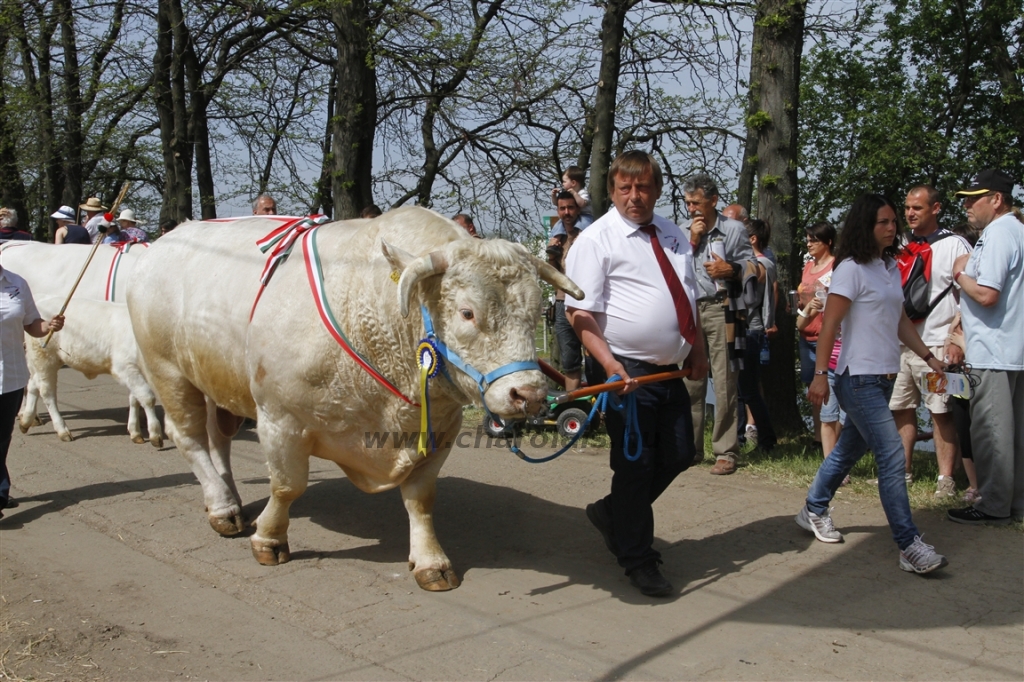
[588,0,634,217]
[56,0,84,208]
[0,34,28,231]
[153,1,179,223]
[752,0,807,436]
[312,71,336,217]
[736,33,764,211]
[330,0,376,220]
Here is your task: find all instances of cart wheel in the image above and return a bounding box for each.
[484,416,514,438]
[556,408,589,439]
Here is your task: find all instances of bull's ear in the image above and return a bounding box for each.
[381,240,415,271]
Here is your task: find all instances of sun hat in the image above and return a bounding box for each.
[50,205,76,221]
[79,197,107,212]
[954,169,1016,197]
[117,208,141,224]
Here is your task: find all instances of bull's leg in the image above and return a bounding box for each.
[121,370,165,448]
[33,362,72,442]
[250,415,311,566]
[401,446,460,591]
[157,382,245,536]
[128,394,146,444]
[206,399,242,507]
[17,375,43,432]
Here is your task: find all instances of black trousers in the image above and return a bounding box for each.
[0,388,26,507]
[587,355,695,572]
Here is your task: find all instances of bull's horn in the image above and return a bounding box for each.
[532,257,585,301]
[398,251,449,317]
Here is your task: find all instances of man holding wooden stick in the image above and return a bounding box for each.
[565,150,707,597]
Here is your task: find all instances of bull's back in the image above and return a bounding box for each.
[0,242,143,302]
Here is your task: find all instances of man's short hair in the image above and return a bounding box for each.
[452,213,473,224]
[607,151,663,197]
[252,194,276,212]
[564,165,586,186]
[555,191,576,204]
[159,219,177,233]
[360,205,383,219]
[907,184,941,206]
[682,173,719,199]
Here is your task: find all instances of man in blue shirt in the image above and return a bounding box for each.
[946,169,1024,525]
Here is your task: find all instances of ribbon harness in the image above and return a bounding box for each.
[253,219,540,459]
[105,240,148,302]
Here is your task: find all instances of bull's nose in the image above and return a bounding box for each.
[510,385,547,413]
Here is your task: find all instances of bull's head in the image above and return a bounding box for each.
[382,238,583,418]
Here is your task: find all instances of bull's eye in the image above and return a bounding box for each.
[460,308,474,321]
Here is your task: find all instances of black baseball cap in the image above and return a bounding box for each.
[955,168,1017,196]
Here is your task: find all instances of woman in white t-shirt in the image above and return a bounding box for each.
[794,193,949,575]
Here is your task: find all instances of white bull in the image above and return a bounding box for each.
[18,297,164,447]
[127,207,581,591]
[1,241,156,442]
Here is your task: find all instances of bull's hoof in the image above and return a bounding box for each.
[208,512,245,537]
[414,567,461,591]
[150,436,164,449]
[58,432,74,442]
[18,422,29,434]
[251,539,290,566]
[131,434,146,444]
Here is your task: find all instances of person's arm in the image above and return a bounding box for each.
[55,226,66,245]
[897,308,946,372]
[24,314,65,338]
[573,187,590,209]
[944,312,965,364]
[566,308,636,393]
[807,294,850,407]
[795,295,823,332]
[952,248,1001,307]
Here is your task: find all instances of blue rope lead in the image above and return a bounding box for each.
[510,374,643,464]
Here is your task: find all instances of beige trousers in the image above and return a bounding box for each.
[684,301,741,463]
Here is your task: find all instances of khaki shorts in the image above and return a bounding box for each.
[888,345,950,413]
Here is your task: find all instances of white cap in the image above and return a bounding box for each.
[50,205,75,221]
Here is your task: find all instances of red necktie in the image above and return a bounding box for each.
[641,225,697,344]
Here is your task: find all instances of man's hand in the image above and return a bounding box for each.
[684,343,709,382]
[603,359,638,394]
[953,253,970,276]
[765,325,778,339]
[689,213,707,245]
[49,314,65,333]
[704,252,734,280]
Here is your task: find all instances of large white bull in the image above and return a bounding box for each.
[127,207,581,591]
[18,297,165,446]
[0,241,145,303]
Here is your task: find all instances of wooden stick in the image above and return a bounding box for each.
[41,181,130,348]
[538,358,568,388]
[552,368,691,404]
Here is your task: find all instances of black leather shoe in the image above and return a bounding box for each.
[585,500,617,555]
[3,498,17,509]
[628,561,673,597]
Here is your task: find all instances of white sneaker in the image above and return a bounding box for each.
[899,535,948,574]
[745,424,758,446]
[796,505,843,543]
[934,476,956,498]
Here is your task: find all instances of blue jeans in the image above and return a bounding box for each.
[806,372,919,550]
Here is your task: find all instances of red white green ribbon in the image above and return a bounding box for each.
[250,215,329,320]
[300,226,419,407]
[105,241,148,302]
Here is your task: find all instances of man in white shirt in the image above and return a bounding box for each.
[889,185,971,496]
[947,169,1024,525]
[565,150,708,597]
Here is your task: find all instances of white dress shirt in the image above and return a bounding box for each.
[565,208,699,366]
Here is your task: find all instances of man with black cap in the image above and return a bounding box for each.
[946,169,1023,525]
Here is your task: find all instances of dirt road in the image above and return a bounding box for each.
[1,370,1021,680]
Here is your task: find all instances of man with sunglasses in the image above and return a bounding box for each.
[947,169,1023,525]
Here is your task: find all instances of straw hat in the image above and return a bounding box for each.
[50,205,76,221]
[117,209,141,225]
[79,197,107,212]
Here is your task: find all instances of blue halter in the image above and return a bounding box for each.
[419,304,540,425]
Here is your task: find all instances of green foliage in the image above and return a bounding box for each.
[747,109,772,130]
[799,0,1024,229]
